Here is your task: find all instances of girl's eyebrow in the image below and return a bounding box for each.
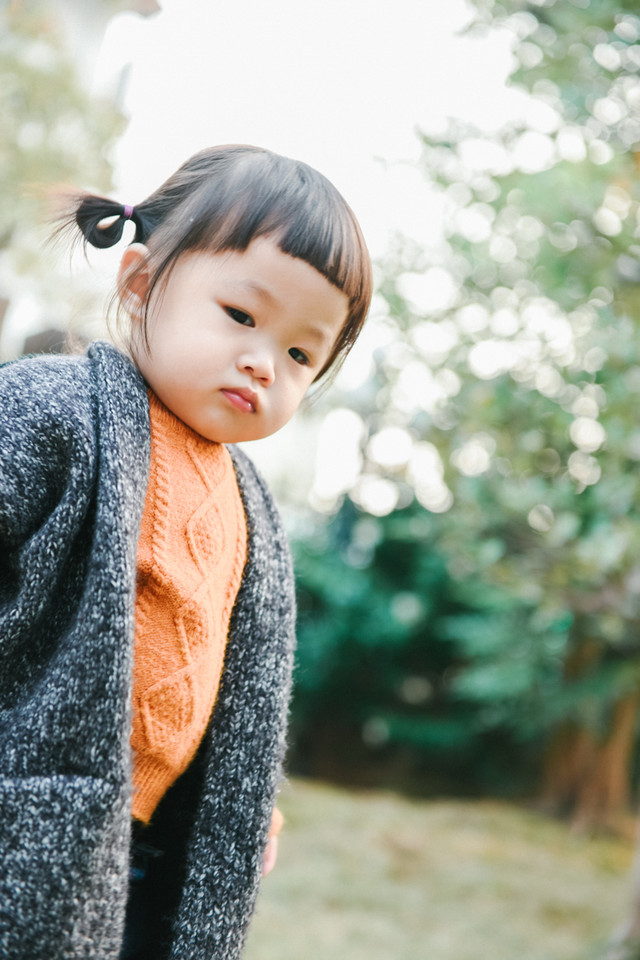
[303,324,332,348]
[230,279,278,306]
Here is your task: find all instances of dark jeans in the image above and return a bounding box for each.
[119,821,165,960]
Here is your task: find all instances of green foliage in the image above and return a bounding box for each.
[290,0,640,803]
[290,501,539,795]
[404,0,640,751]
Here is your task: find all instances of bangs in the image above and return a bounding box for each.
[148,150,368,311]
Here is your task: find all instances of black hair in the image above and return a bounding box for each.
[61,145,372,378]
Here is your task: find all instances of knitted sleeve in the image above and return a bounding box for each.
[0,356,97,667]
[0,355,96,548]
[0,349,138,959]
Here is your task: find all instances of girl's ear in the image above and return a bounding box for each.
[117,243,151,317]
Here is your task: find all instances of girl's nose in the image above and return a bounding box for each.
[238,352,275,386]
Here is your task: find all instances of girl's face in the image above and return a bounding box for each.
[120,238,348,443]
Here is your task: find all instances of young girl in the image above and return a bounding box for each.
[0,145,372,960]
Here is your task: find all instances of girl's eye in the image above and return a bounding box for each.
[289,347,310,366]
[226,307,254,327]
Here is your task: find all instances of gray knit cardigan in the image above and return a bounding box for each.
[0,341,296,959]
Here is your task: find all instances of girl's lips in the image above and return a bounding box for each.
[221,388,257,413]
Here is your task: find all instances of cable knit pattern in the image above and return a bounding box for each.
[131,393,247,822]
[0,342,296,960]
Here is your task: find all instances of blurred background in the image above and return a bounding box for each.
[4,0,640,957]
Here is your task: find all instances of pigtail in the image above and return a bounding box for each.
[74,196,127,248]
[50,190,148,251]
[75,194,148,248]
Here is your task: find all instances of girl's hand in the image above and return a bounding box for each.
[262,806,284,877]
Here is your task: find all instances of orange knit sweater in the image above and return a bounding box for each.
[130,392,247,823]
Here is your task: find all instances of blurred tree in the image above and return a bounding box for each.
[290,501,539,796]
[0,0,125,348]
[292,0,640,829]
[388,0,640,828]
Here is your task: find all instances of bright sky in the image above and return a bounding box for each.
[98,0,523,257]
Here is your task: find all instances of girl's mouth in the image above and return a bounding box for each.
[221,388,257,413]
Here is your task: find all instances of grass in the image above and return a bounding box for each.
[244,778,634,960]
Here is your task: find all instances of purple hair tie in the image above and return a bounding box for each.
[123,204,134,220]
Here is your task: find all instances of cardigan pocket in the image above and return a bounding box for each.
[0,774,129,960]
